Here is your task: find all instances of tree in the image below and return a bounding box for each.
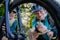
[0,1,4,16]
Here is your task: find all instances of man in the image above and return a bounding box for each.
[28,4,57,40]
[0,9,18,40]
[2,9,17,32]
[9,9,18,32]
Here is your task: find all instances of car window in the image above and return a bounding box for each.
[20,3,58,40]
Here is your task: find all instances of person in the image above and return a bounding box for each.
[28,4,57,40]
[9,9,26,40]
[9,9,18,32]
[0,9,18,40]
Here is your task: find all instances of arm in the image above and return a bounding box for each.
[50,26,57,39]
[28,28,39,40]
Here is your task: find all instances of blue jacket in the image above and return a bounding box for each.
[10,20,18,32]
[32,16,57,40]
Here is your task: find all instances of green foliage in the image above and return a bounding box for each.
[20,3,34,28]
[20,3,34,37]
[0,3,4,16]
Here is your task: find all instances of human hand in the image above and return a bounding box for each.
[36,22,48,34]
[47,31,54,38]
